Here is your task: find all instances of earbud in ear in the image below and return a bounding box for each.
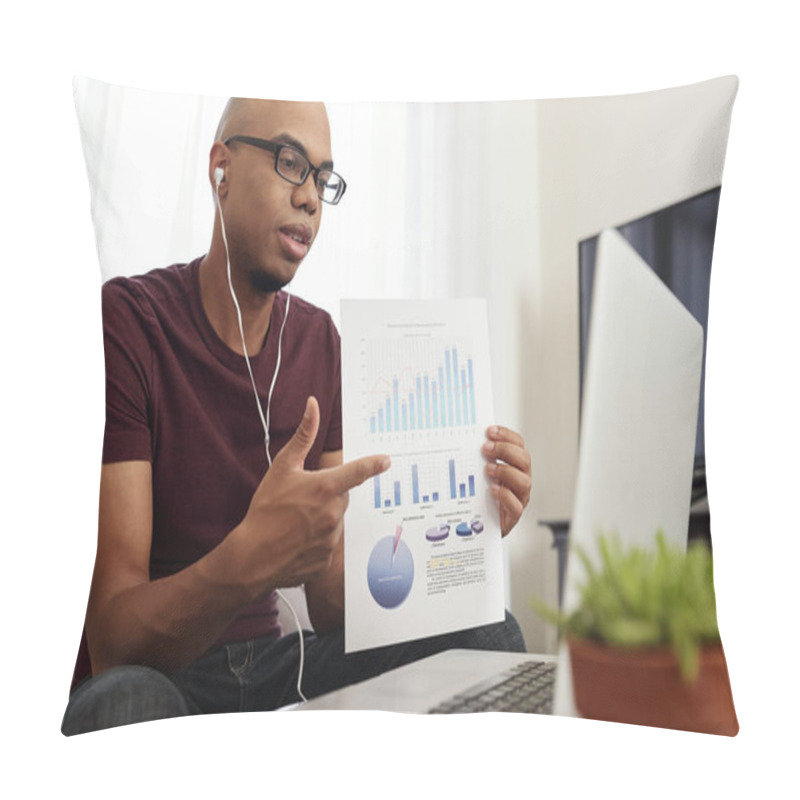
[214,167,225,188]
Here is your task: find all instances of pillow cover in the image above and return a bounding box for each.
[68,75,738,735]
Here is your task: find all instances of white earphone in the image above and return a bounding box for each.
[214,167,225,188]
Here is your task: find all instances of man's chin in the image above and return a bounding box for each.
[248,266,295,295]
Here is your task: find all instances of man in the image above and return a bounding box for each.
[62,99,532,734]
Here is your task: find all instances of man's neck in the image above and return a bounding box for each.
[198,249,276,357]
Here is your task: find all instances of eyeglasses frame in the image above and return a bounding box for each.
[223,135,347,205]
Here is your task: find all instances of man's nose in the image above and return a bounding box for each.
[292,171,320,214]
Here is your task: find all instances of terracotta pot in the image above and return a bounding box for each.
[568,637,739,736]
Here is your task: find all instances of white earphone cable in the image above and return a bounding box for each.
[275,589,308,703]
[215,181,307,703]
[265,293,291,467]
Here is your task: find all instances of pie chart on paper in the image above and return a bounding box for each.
[367,530,414,609]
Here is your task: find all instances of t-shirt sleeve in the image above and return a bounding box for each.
[101,279,154,463]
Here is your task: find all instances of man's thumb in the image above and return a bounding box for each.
[280,396,320,467]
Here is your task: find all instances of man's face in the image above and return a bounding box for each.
[220,101,333,294]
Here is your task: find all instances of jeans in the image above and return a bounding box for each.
[61,611,525,735]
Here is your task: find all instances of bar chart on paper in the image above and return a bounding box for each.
[370,451,480,510]
[365,339,479,437]
[341,299,505,653]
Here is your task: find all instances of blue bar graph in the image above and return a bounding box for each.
[446,350,454,426]
[424,375,431,428]
[461,368,468,426]
[449,458,476,500]
[393,379,399,431]
[468,359,476,425]
[372,475,403,510]
[438,367,446,427]
[367,343,477,435]
[416,376,423,430]
[373,458,477,510]
[453,348,461,425]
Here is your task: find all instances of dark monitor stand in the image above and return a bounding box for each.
[539,519,570,610]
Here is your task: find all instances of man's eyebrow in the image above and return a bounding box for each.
[273,132,334,170]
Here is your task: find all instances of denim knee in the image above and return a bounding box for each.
[61,665,192,736]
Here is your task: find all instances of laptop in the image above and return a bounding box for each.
[299,228,704,715]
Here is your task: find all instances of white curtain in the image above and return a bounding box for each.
[73,79,538,428]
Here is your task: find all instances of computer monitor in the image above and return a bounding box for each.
[578,187,720,505]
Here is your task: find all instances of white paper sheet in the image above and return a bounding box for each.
[341,299,505,652]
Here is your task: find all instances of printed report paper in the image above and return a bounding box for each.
[341,299,505,653]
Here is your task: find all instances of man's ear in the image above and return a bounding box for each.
[209,141,230,196]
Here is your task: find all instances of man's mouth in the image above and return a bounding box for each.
[278,224,313,260]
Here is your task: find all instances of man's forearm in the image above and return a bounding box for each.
[87,522,267,675]
[303,449,347,633]
[303,541,345,633]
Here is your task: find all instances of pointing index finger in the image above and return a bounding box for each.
[332,454,391,493]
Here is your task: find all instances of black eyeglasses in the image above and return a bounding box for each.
[224,135,347,205]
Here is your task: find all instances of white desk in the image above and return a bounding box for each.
[295,648,564,714]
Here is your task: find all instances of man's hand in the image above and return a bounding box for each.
[85,396,386,675]
[235,396,390,596]
[482,425,532,537]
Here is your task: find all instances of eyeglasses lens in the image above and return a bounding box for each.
[317,172,344,204]
[275,146,310,184]
[274,144,345,204]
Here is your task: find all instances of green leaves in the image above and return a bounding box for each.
[532,531,720,682]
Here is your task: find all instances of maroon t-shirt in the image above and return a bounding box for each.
[101,257,342,646]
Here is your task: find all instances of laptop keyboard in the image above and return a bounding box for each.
[427,660,556,715]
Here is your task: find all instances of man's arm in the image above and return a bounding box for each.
[85,398,388,676]
[303,449,345,634]
[86,460,255,675]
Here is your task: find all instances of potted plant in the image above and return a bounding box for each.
[533,532,738,735]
